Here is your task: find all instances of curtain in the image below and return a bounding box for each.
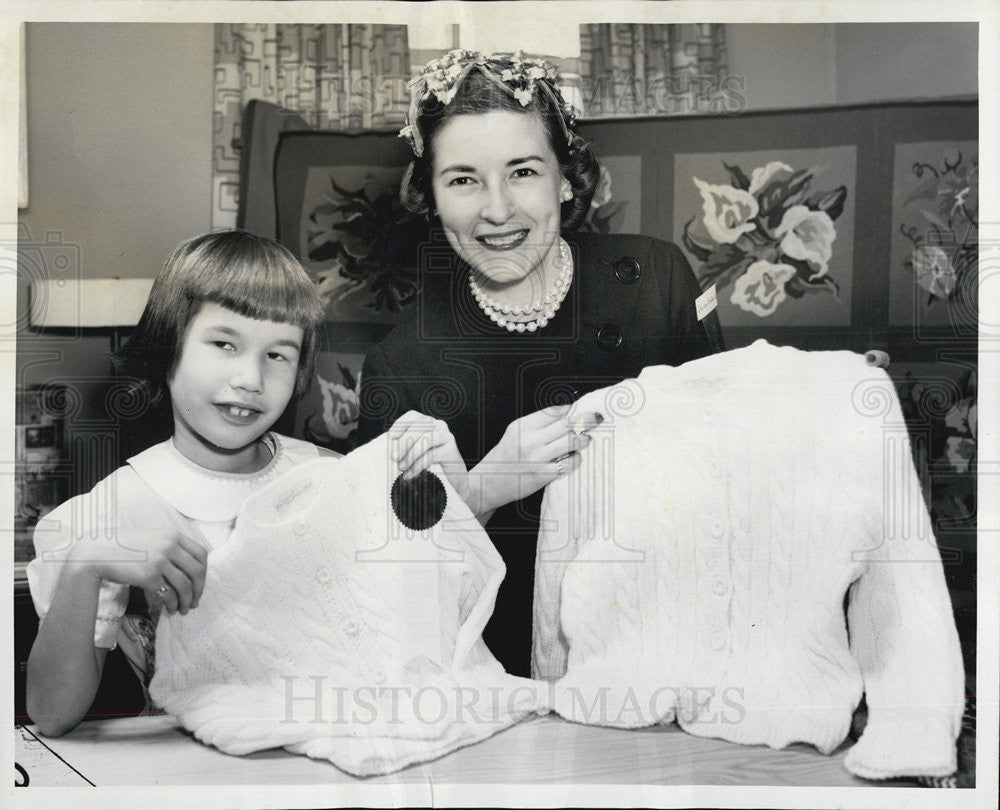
[576,24,728,118]
[212,24,410,231]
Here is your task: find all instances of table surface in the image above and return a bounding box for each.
[15,714,918,788]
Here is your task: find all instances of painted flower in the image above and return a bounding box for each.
[693,177,759,245]
[775,206,836,277]
[748,161,793,195]
[316,372,360,440]
[591,166,613,209]
[730,260,796,317]
[945,396,977,438]
[912,245,957,299]
[944,437,976,473]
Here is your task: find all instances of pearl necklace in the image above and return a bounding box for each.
[468,239,574,333]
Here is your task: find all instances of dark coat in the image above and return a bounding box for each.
[357,231,723,675]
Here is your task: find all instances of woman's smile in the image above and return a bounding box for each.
[431,110,572,302]
[477,229,530,250]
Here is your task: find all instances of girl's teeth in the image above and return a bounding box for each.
[229,406,251,417]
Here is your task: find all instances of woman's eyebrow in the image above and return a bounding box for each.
[439,163,477,174]
[508,155,546,166]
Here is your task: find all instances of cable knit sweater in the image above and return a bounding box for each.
[149,435,543,777]
[531,341,965,780]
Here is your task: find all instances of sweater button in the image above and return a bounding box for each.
[709,459,721,477]
[373,668,387,684]
[710,520,724,538]
[712,578,729,595]
[596,323,623,351]
[293,520,308,536]
[710,632,727,651]
[344,620,359,636]
[316,566,331,584]
[614,257,641,284]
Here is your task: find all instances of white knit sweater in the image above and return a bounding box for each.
[150,435,543,777]
[531,341,965,780]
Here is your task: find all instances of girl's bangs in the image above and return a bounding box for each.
[201,254,324,328]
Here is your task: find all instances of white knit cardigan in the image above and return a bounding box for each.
[531,341,965,780]
[150,435,543,776]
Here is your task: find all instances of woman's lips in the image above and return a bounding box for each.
[476,229,529,250]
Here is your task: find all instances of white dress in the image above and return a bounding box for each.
[27,433,322,691]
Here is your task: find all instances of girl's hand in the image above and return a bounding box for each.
[67,528,209,615]
[389,411,471,506]
[469,404,603,516]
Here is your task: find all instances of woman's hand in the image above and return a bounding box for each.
[67,528,208,615]
[468,404,603,517]
[390,411,472,507]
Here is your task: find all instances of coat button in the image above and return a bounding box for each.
[710,632,727,651]
[614,256,641,284]
[712,578,729,595]
[596,323,623,351]
[710,520,724,538]
[293,520,308,536]
[344,619,359,636]
[316,566,331,584]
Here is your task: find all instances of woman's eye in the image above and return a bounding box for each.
[213,341,235,351]
[513,167,539,179]
[447,176,475,187]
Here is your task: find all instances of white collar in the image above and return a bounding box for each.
[127,434,289,522]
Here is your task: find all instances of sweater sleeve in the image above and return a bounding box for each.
[843,392,965,779]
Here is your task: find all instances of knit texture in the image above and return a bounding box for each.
[531,340,965,780]
[150,435,543,776]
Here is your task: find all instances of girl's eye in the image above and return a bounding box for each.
[267,352,289,362]
[447,175,475,187]
[513,167,539,179]
[213,341,235,351]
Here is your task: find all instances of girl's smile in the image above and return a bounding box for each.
[168,302,303,473]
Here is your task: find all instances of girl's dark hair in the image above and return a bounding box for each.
[400,66,600,231]
[114,230,325,406]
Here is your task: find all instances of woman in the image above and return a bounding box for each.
[358,50,723,677]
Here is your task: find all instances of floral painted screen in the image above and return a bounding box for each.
[579,156,642,235]
[673,147,856,327]
[888,141,978,329]
[297,165,426,324]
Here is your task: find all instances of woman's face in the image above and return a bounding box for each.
[430,110,571,287]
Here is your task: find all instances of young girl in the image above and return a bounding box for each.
[26,230,465,737]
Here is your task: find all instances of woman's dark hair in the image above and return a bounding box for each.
[114,230,325,406]
[400,65,600,231]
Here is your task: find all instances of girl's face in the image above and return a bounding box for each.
[168,302,303,473]
[431,110,571,288]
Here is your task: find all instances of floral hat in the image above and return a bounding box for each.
[399,49,577,157]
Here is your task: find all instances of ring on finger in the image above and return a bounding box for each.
[156,583,171,598]
[556,456,566,476]
[571,418,587,436]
